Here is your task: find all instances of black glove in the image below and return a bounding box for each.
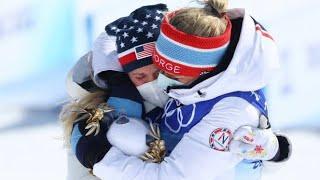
[72,115,112,169]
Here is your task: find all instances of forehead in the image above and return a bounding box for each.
[130,64,159,75]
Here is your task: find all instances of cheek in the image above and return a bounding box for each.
[134,75,156,86]
[134,79,145,87]
[146,73,157,82]
[180,77,198,85]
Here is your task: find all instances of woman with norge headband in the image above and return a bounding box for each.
[61,2,291,180]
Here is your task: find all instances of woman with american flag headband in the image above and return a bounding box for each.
[61,2,291,180]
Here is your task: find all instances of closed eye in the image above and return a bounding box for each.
[135,74,146,80]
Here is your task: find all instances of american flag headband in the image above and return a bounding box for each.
[118,42,155,66]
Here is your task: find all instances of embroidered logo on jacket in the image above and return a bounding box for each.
[163,98,196,133]
[209,128,232,151]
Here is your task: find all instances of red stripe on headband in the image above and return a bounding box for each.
[119,52,137,66]
[153,49,215,77]
[161,11,232,49]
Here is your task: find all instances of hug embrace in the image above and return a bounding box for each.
[60,1,291,180]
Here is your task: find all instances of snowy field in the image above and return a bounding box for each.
[0,109,318,180]
[0,109,67,179]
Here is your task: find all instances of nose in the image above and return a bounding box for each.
[153,70,160,79]
[141,69,160,84]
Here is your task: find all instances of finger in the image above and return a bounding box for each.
[259,115,269,129]
[233,126,256,144]
[233,126,252,140]
[249,128,273,145]
[229,140,255,154]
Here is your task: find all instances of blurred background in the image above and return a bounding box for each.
[0,0,319,179]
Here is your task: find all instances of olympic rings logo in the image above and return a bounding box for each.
[163,98,196,133]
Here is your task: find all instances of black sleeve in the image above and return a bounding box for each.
[269,135,292,162]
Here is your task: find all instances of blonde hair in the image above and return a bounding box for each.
[170,0,228,37]
[59,91,109,147]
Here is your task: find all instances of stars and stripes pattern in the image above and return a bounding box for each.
[105,4,167,72]
[135,42,156,60]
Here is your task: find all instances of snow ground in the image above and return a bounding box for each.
[0,110,318,180]
[0,109,67,180]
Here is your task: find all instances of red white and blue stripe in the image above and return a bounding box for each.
[118,42,155,69]
[135,42,155,59]
[153,11,232,77]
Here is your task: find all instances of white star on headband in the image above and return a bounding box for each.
[137,28,143,33]
[151,24,158,29]
[154,16,161,21]
[122,32,129,38]
[156,10,163,14]
[146,32,153,38]
[130,37,138,43]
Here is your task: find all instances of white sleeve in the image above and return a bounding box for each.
[93,97,260,180]
[65,52,92,100]
[91,32,121,89]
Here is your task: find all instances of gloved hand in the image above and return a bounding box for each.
[229,126,279,161]
[107,116,166,162]
[107,116,150,156]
